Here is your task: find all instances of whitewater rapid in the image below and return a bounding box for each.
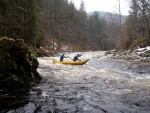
[7,51,150,113]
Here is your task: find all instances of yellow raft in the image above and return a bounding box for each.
[52,59,89,65]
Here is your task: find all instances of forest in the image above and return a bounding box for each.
[0,0,150,51]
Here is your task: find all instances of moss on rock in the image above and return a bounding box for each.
[0,37,42,91]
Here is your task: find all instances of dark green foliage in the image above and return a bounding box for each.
[89,12,113,50]
[0,0,45,46]
[40,0,118,50]
[0,0,121,50]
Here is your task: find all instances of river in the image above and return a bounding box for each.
[6,51,150,113]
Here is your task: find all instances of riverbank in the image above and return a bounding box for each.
[105,46,150,65]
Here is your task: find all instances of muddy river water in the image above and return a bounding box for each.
[7,51,150,113]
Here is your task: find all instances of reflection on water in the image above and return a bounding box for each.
[5,51,150,113]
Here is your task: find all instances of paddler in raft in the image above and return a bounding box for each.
[60,53,68,61]
[73,53,83,61]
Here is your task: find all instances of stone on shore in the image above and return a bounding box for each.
[105,47,150,63]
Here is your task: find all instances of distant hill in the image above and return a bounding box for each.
[88,11,128,24]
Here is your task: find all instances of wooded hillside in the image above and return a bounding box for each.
[0,0,149,51]
[117,0,150,49]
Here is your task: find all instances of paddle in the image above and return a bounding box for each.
[68,56,73,61]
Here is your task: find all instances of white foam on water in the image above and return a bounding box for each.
[37,51,150,97]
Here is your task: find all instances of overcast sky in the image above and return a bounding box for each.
[68,0,130,15]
